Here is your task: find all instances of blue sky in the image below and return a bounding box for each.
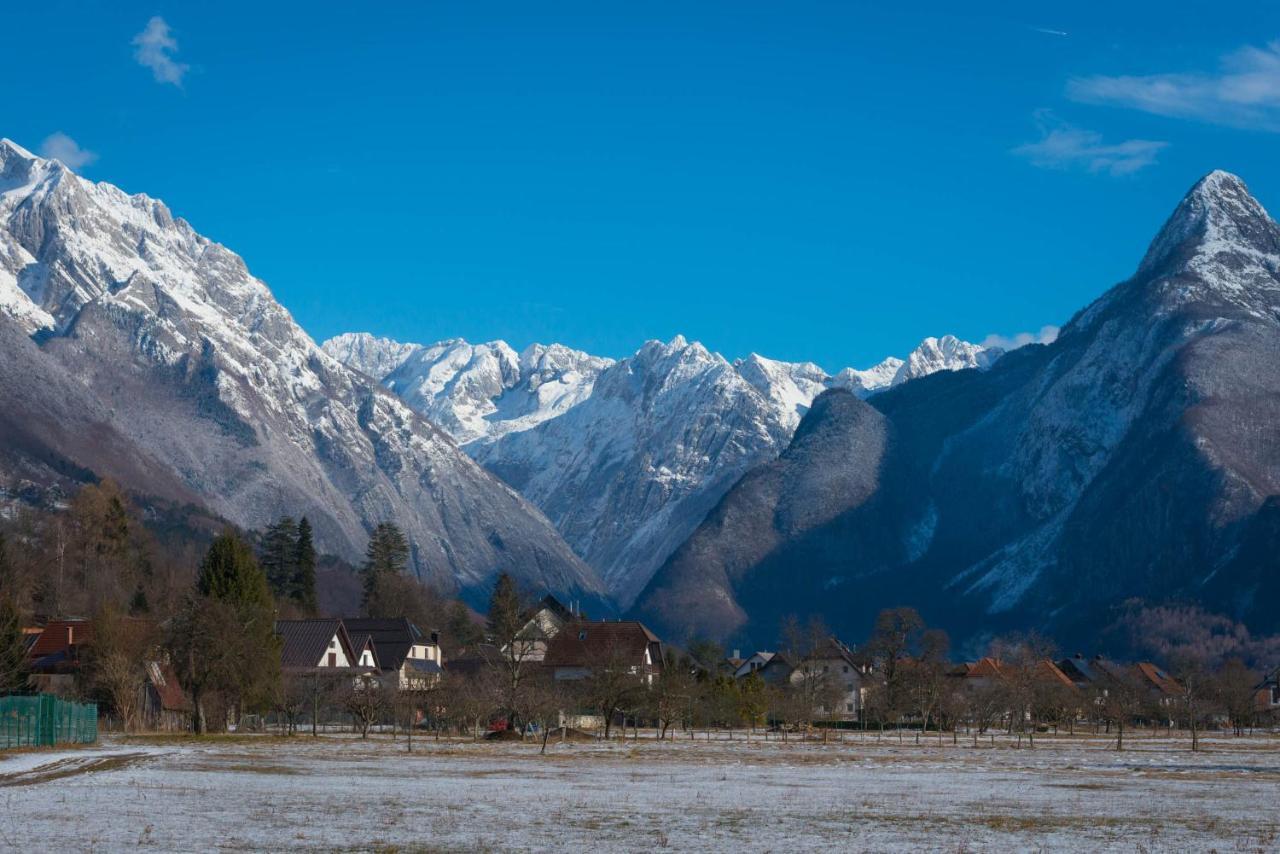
[6,2,1280,369]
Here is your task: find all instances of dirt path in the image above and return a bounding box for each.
[0,751,152,787]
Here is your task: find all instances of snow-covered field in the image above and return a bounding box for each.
[2,731,1278,852]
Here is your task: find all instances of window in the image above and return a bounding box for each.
[846,703,853,712]
[843,666,849,673]
[329,639,336,649]
[578,630,587,641]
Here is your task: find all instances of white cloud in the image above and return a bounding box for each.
[38,132,98,170]
[132,16,189,86]
[1067,40,1280,131]
[980,325,1059,352]
[1012,111,1167,176]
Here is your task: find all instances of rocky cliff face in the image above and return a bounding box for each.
[634,171,1280,649]
[0,139,605,605]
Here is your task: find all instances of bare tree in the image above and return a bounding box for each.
[583,640,646,739]
[989,632,1056,747]
[902,629,951,745]
[649,651,697,740]
[78,607,157,732]
[1214,658,1259,736]
[1097,673,1144,750]
[342,673,392,738]
[867,607,924,736]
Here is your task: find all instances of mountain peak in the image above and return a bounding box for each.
[0,138,37,161]
[1138,170,1279,278]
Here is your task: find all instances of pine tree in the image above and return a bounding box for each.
[486,572,523,646]
[361,523,410,609]
[291,517,317,614]
[259,517,299,599]
[198,530,274,611]
[0,596,30,695]
[174,531,280,731]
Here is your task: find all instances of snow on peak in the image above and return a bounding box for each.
[1140,170,1277,274]
[1134,169,1280,315]
[324,333,612,446]
[0,138,36,160]
[893,335,1001,385]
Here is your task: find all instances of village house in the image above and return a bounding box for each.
[27,619,92,697]
[275,619,362,674]
[142,660,192,731]
[730,651,776,679]
[542,620,663,685]
[510,594,577,662]
[343,617,443,689]
[753,638,864,721]
[1057,654,1183,716]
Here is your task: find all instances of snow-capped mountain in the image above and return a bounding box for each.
[328,327,999,606]
[635,170,1280,649]
[0,138,604,604]
[322,333,612,446]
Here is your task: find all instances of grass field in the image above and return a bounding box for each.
[2,729,1278,851]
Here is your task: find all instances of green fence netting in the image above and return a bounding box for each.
[0,694,98,748]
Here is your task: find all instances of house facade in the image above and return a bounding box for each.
[542,620,663,685]
[343,617,443,689]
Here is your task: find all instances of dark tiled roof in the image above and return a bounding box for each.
[542,620,662,669]
[276,619,352,669]
[348,632,381,669]
[342,618,424,670]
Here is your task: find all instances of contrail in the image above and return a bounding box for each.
[1032,26,1069,37]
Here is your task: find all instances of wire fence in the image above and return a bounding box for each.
[0,694,99,749]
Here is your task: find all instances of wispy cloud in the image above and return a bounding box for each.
[1067,40,1280,131]
[1032,27,1068,37]
[1012,111,1167,176]
[132,16,189,87]
[980,325,1059,352]
[39,132,98,170]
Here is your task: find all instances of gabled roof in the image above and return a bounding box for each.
[146,661,191,712]
[276,619,354,669]
[961,657,1077,689]
[342,617,429,670]
[348,632,382,669]
[1134,661,1182,696]
[525,594,575,625]
[542,620,662,669]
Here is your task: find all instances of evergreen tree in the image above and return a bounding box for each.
[0,596,30,695]
[360,523,410,608]
[486,572,523,646]
[259,517,299,598]
[199,531,274,609]
[173,531,280,731]
[291,517,317,614]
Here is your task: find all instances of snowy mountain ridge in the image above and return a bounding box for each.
[324,327,1001,604]
[0,138,605,604]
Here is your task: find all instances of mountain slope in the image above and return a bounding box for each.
[634,170,1280,648]
[0,138,604,605]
